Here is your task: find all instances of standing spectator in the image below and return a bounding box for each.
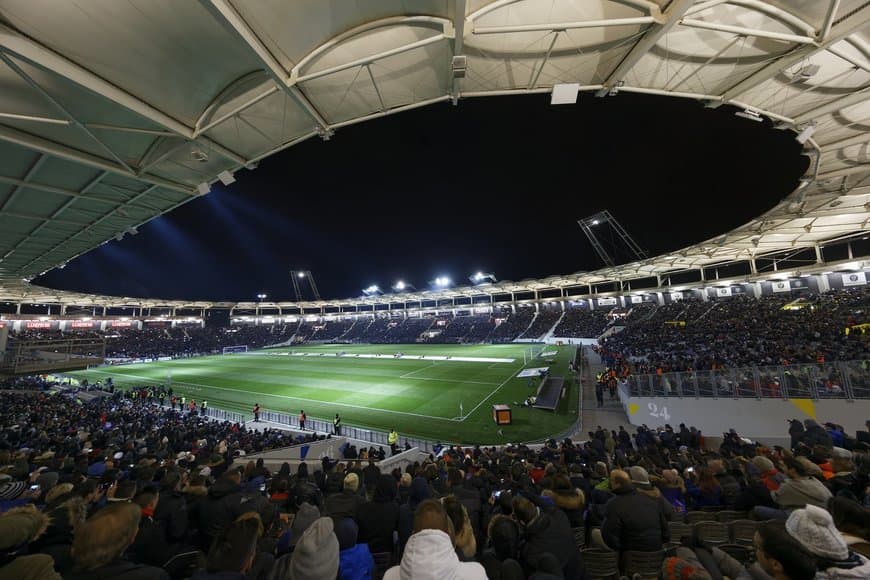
[252,403,260,423]
[335,517,375,580]
[192,517,259,580]
[290,517,339,580]
[358,475,400,555]
[0,507,60,580]
[334,413,342,436]
[512,496,581,579]
[325,473,366,523]
[594,469,669,553]
[299,410,306,431]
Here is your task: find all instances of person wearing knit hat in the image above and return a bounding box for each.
[290,517,339,580]
[0,507,60,580]
[629,465,651,488]
[786,505,870,578]
[289,502,321,546]
[661,556,712,580]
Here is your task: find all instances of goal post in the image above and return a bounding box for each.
[222,345,248,355]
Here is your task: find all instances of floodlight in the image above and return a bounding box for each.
[551,83,580,105]
[434,276,451,287]
[217,170,236,185]
[256,293,267,300]
[735,108,763,122]
[470,272,497,284]
[363,285,382,296]
[197,182,211,195]
[591,219,599,225]
[297,272,305,278]
[795,124,816,144]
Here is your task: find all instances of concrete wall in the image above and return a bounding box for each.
[617,383,869,440]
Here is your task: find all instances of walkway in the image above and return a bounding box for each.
[579,347,634,435]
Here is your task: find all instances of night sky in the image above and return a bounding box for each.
[37,93,810,302]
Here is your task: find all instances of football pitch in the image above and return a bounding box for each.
[67,343,580,444]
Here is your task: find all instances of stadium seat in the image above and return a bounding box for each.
[571,526,586,551]
[716,510,749,522]
[729,520,758,546]
[667,521,693,546]
[580,549,619,580]
[694,521,730,546]
[620,549,666,580]
[686,511,718,524]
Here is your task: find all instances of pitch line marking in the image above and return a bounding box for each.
[460,372,517,422]
[85,368,461,422]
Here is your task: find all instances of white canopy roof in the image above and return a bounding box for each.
[0,0,868,308]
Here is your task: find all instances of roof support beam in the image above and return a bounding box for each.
[0,123,193,194]
[721,8,869,101]
[203,0,329,131]
[793,86,870,124]
[19,184,160,274]
[0,24,247,167]
[0,174,151,208]
[597,0,698,96]
[0,153,46,213]
[473,16,655,35]
[677,19,815,44]
[0,51,136,174]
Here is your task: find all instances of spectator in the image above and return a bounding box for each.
[753,520,817,580]
[65,502,169,580]
[0,506,59,580]
[192,517,259,580]
[357,474,399,555]
[384,499,486,580]
[286,517,339,580]
[325,473,366,523]
[756,457,832,520]
[595,469,669,553]
[335,517,374,580]
[512,496,581,579]
[785,504,870,578]
[829,497,870,559]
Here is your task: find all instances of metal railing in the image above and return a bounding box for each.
[258,408,436,453]
[625,360,870,400]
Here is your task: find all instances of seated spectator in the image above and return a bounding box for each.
[753,520,817,580]
[384,499,486,580]
[829,497,870,559]
[756,457,832,520]
[541,474,585,528]
[334,517,374,580]
[357,474,399,555]
[512,495,581,579]
[443,495,476,560]
[65,502,169,580]
[785,504,870,578]
[325,473,366,523]
[655,469,687,514]
[685,468,722,508]
[192,517,259,580]
[0,506,60,580]
[273,517,339,580]
[735,456,782,512]
[480,515,522,578]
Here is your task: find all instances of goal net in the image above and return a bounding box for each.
[222,345,248,355]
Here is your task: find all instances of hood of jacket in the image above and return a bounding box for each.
[543,488,584,510]
[208,477,240,499]
[398,529,482,580]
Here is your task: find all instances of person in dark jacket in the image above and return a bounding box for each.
[596,469,669,553]
[357,474,400,555]
[788,419,806,450]
[801,419,833,450]
[192,517,260,580]
[335,517,375,580]
[325,472,366,523]
[513,496,582,579]
[200,470,247,549]
[291,462,323,509]
[542,474,585,528]
[398,477,432,552]
[154,471,189,543]
[129,490,177,568]
[65,502,170,580]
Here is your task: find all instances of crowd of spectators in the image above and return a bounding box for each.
[598,289,870,374]
[518,308,563,341]
[553,308,610,339]
[2,377,868,579]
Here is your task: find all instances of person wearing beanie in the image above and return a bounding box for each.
[0,507,60,580]
[289,502,321,548]
[290,517,339,580]
[754,520,817,580]
[384,499,486,580]
[629,465,675,521]
[786,504,870,579]
[661,556,712,580]
[335,517,374,580]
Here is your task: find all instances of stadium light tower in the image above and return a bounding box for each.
[256,293,267,301]
[392,280,416,292]
[470,272,497,284]
[290,270,321,301]
[577,210,647,268]
[432,276,452,288]
[362,285,382,296]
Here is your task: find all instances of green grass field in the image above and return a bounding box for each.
[66,343,579,443]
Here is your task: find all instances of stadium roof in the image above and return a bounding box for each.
[0,0,869,309]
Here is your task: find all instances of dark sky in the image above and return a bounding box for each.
[37,93,810,301]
